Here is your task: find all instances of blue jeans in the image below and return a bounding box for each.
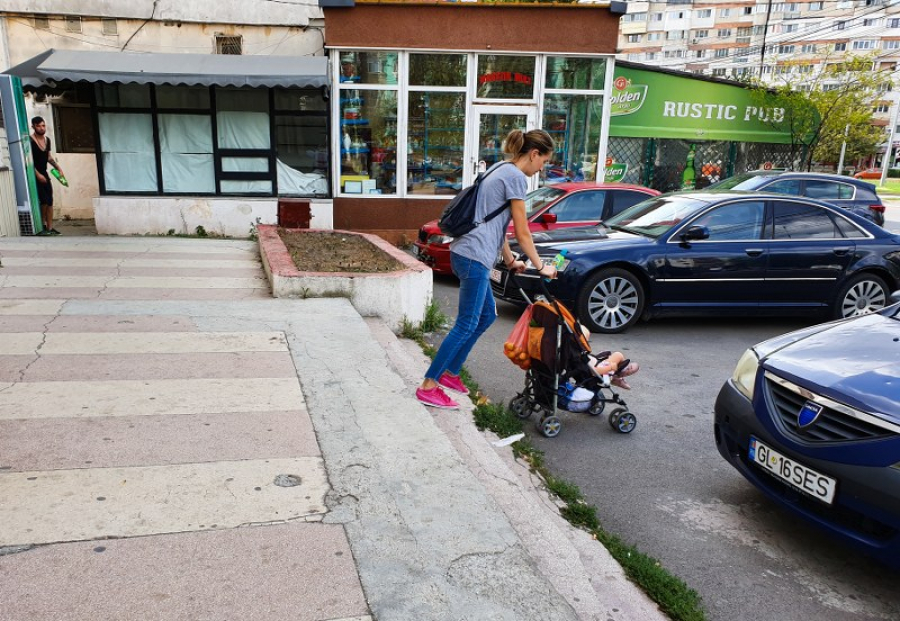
[425,253,497,381]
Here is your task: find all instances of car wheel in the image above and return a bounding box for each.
[577,268,645,334]
[833,273,889,319]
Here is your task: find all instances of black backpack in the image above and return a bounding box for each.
[437,162,511,238]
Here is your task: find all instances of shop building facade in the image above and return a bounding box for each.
[322,1,625,244]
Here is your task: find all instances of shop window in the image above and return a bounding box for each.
[339,51,398,85]
[216,88,271,194]
[476,55,536,100]
[96,83,151,108]
[407,92,465,195]
[542,94,603,184]
[53,106,95,153]
[156,85,210,109]
[339,90,397,194]
[545,57,606,91]
[409,54,466,87]
[98,112,157,192]
[159,114,215,193]
[274,88,328,195]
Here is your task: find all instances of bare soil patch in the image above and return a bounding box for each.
[277,229,404,273]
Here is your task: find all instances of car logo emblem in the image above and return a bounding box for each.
[798,401,824,429]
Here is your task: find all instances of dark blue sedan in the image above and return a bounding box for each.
[714,300,900,567]
[491,191,900,333]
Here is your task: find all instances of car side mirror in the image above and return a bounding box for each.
[680,225,709,242]
[541,212,558,224]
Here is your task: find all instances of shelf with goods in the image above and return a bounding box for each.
[408,109,464,193]
[339,100,397,193]
[544,108,571,182]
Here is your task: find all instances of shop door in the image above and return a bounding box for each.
[465,105,536,188]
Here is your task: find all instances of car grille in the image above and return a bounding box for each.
[765,373,895,443]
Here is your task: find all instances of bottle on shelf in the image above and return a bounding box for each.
[681,144,697,190]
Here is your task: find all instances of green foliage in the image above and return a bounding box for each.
[748,51,893,169]
[195,225,208,238]
[399,299,450,342]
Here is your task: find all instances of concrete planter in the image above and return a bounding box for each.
[257,224,432,333]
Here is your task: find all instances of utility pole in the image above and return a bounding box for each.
[837,124,849,175]
[880,97,900,187]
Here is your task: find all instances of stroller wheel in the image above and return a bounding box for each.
[510,395,532,420]
[587,399,606,417]
[539,415,562,438]
[608,408,637,434]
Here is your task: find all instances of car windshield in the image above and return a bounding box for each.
[705,172,772,190]
[525,187,566,217]
[604,195,710,238]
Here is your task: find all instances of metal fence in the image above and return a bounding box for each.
[607,137,802,192]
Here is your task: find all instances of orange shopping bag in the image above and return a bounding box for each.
[503,304,533,370]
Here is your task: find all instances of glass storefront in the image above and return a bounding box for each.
[334,50,613,198]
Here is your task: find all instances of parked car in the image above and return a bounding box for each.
[489,191,900,333]
[413,182,659,274]
[707,170,885,226]
[714,296,900,567]
[854,168,882,180]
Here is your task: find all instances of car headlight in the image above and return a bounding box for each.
[732,348,760,400]
[427,234,454,245]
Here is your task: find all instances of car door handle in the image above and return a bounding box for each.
[745,248,764,257]
[832,246,851,256]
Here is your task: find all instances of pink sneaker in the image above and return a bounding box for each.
[416,386,459,409]
[439,372,468,395]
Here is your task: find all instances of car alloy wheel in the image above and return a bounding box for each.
[577,267,645,334]
[835,274,888,319]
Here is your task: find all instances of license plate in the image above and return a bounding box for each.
[490,268,502,283]
[749,437,836,505]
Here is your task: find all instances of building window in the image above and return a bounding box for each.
[651,13,663,21]
[712,68,727,76]
[697,9,711,18]
[744,6,753,14]
[476,55,536,100]
[407,54,467,196]
[215,35,243,55]
[647,32,662,41]
[737,27,752,37]
[719,8,731,17]
[718,29,732,38]
[777,45,795,54]
[715,48,730,58]
[666,30,686,41]
[101,18,118,36]
[785,2,799,11]
[338,51,400,195]
[784,24,798,33]
[875,104,890,113]
[627,34,641,43]
[809,1,823,9]
[835,21,847,31]
[52,85,97,154]
[34,15,50,30]
[890,18,900,28]
[884,40,900,50]
[853,40,877,50]
[623,12,647,22]
[834,42,847,51]
[863,18,881,27]
[65,16,82,33]
[95,83,327,197]
[694,30,709,39]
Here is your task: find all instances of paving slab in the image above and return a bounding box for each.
[0,524,369,621]
[0,377,304,419]
[0,410,320,471]
[0,314,199,333]
[0,457,328,545]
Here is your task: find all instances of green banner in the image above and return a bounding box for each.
[609,67,793,144]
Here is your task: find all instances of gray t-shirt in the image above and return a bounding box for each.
[451,162,527,269]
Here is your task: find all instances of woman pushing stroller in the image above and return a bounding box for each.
[416,129,558,409]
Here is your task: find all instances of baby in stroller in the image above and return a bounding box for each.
[508,297,638,437]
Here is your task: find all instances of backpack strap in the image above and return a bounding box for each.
[478,161,515,226]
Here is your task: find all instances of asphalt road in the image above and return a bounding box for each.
[430,275,900,621]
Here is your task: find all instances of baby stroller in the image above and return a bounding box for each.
[507,275,637,438]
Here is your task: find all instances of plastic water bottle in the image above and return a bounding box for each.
[50,168,68,187]
[544,249,568,281]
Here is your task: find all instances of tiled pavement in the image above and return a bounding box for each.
[0,236,370,621]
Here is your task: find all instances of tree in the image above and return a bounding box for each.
[748,52,893,171]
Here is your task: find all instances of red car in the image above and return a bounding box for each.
[854,168,882,179]
[413,182,660,274]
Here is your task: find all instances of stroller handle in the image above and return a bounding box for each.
[509,270,554,305]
